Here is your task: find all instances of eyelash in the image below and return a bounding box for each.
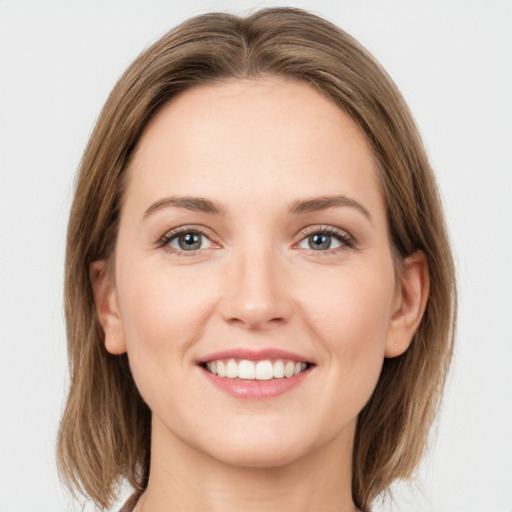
[157,224,356,257]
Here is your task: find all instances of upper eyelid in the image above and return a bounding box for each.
[159,223,350,236]
[296,224,354,240]
[159,224,218,241]
[298,224,349,235]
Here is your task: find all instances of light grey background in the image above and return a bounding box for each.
[1,1,511,511]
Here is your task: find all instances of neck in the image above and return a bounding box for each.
[142,416,358,512]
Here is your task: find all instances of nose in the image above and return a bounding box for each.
[219,246,293,330]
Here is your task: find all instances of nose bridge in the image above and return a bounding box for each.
[221,236,291,329]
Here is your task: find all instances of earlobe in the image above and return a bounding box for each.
[385,251,430,358]
[90,260,127,355]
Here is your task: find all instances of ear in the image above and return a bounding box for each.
[385,251,430,358]
[90,260,127,355]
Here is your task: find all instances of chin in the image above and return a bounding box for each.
[210,440,307,470]
[195,421,329,470]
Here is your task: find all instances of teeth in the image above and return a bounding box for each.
[217,360,226,377]
[238,359,255,379]
[205,358,308,380]
[284,361,294,378]
[273,360,285,378]
[226,359,238,378]
[255,360,273,380]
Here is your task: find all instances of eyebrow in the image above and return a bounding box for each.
[288,195,373,223]
[143,194,372,223]
[143,196,226,218]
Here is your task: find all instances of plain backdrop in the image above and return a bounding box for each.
[0,1,511,511]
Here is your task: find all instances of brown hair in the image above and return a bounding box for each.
[57,7,456,511]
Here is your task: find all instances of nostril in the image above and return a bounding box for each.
[225,313,287,330]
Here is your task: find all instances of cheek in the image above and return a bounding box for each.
[114,260,219,386]
[298,261,395,390]
[303,261,394,332]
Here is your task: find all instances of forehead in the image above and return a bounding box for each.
[124,77,384,218]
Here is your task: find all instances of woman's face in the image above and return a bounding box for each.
[98,78,412,468]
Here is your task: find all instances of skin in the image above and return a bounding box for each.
[91,77,429,512]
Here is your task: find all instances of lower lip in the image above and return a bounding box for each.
[201,367,311,399]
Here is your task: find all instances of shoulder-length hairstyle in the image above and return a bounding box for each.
[57,7,456,512]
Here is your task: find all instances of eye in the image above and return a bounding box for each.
[160,228,213,254]
[299,233,342,251]
[171,232,211,251]
[296,226,354,252]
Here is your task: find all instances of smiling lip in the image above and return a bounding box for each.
[197,348,311,364]
[198,348,313,399]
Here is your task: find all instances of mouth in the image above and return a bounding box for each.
[197,348,314,398]
[202,358,311,380]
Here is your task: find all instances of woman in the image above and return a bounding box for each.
[57,8,456,512]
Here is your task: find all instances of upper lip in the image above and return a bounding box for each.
[197,348,312,364]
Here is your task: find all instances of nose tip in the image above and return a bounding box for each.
[219,255,292,330]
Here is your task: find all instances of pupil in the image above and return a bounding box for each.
[310,233,331,250]
[179,233,201,250]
